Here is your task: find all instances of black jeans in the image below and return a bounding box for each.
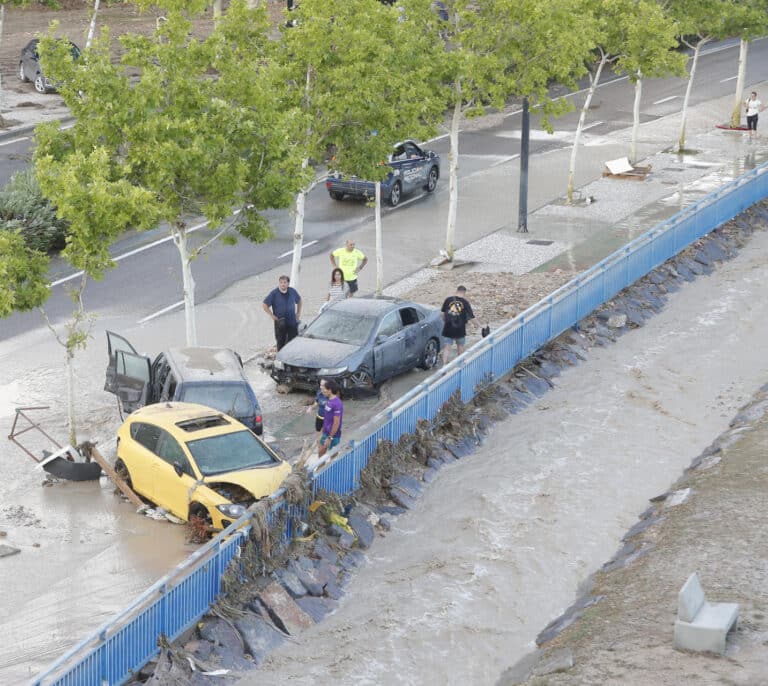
[274,319,298,351]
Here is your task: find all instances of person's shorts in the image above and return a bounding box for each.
[315,416,324,432]
[320,432,340,448]
[347,279,359,294]
[747,114,758,131]
[443,336,466,348]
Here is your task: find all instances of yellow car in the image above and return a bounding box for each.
[115,402,291,530]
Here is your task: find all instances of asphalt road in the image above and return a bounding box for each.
[1,37,766,345]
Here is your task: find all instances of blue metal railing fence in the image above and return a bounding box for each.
[31,162,768,686]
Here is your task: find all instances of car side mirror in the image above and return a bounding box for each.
[173,462,184,477]
[376,334,388,345]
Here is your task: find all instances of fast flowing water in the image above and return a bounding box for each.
[247,228,768,686]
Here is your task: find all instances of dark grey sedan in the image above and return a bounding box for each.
[18,38,80,94]
[271,297,443,392]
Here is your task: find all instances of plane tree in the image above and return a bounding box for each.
[616,1,687,164]
[277,0,443,291]
[665,0,740,151]
[566,0,684,202]
[437,0,596,257]
[35,2,302,348]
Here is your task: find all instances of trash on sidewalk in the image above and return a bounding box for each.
[602,156,652,180]
[0,544,21,558]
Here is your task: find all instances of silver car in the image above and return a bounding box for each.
[271,297,443,392]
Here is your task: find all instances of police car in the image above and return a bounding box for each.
[325,140,440,208]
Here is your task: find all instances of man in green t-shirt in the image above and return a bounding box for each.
[329,239,368,295]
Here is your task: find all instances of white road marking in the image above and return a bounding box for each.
[582,120,604,130]
[277,240,318,259]
[720,76,738,83]
[49,218,213,287]
[653,96,678,105]
[138,300,184,324]
[0,136,29,147]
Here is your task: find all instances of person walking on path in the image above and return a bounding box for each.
[330,239,368,295]
[307,379,329,433]
[262,275,302,351]
[441,285,476,365]
[318,379,343,457]
[744,92,765,138]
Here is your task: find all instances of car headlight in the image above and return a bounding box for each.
[318,366,347,376]
[273,359,284,370]
[216,503,247,519]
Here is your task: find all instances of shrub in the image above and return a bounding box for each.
[0,168,68,253]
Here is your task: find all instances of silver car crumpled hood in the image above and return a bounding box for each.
[277,337,360,369]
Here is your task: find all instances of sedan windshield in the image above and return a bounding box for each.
[186,430,278,475]
[180,383,253,417]
[304,311,377,346]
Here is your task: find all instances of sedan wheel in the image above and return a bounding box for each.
[329,190,344,201]
[19,62,28,82]
[348,369,374,388]
[420,338,440,370]
[425,166,438,193]
[388,181,402,208]
[34,75,46,93]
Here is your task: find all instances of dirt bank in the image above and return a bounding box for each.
[500,385,768,685]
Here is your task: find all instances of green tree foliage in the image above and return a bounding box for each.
[0,168,68,252]
[277,0,445,287]
[35,3,303,345]
[437,0,597,257]
[0,229,49,317]
[665,0,740,149]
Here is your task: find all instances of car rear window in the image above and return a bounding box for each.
[186,430,278,475]
[180,383,254,417]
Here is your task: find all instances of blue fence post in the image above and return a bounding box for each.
[100,629,108,685]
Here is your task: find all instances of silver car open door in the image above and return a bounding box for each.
[105,330,140,394]
[114,350,151,415]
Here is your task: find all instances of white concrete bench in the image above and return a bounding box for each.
[674,572,739,654]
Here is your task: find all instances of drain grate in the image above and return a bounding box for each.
[527,239,554,246]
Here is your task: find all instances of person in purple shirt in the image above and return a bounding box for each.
[318,378,343,456]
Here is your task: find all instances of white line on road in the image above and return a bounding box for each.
[49,218,214,287]
[653,96,678,105]
[582,121,604,131]
[0,136,30,147]
[720,76,738,83]
[138,300,184,324]
[277,240,319,259]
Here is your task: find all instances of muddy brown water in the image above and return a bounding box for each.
[242,229,768,685]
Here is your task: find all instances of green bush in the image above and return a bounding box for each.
[0,168,68,253]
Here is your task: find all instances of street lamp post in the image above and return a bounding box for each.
[517,97,530,233]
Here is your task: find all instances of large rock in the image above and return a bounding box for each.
[389,487,418,510]
[198,618,252,671]
[289,560,326,596]
[347,506,375,549]
[422,468,438,484]
[392,473,425,498]
[234,615,284,666]
[445,436,476,459]
[313,537,338,564]
[274,568,308,598]
[257,581,314,635]
[296,596,338,622]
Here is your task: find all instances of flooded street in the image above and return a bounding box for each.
[249,228,768,686]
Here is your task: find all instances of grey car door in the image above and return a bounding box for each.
[114,350,152,415]
[105,330,139,394]
[398,307,423,367]
[373,310,405,381]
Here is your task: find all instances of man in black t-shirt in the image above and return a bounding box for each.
[440,285,475,365]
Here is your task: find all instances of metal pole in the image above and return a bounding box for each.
[517,97,530,233]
